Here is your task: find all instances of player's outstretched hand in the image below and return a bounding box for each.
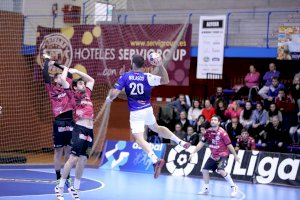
[42,53,51,60]
[234,155,240,163]
[105,96,112,104]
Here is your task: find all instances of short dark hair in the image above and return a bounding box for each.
[72,78,83,88]
[211,115,221,122]
[53,73,60,78]
[132,54,144,68]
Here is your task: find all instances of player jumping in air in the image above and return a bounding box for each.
[106,54,191,179]
[189,115,240,197]
[55,68,95,200]
[42,54,73,187]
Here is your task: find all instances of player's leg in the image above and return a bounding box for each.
[54,147,64,180]
[55,154,78,199]
[145,107,190,148]
[67,155,86,200]
[63,119,74,186]
[68,127,92,200]
[53,120,66,182]
[216,157,238,197]
[198,157,217,195]
[55,125,82,199]
[148,123,190,148]
[130,110,164,178]
[132,130,166,179]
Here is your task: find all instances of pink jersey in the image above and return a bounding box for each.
[202,127,231,159]
[236,135,256,150]
[71,88,94,123]
[46,78,73,118]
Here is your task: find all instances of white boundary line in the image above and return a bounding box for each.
[0,168,105,198]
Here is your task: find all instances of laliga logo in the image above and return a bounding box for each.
[39,33,73,70]
[166,145,198,176]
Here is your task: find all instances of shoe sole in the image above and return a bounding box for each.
[68,187,80,200]
[154,159,165,179]
[54,187,64,200]
[197,192,209,195]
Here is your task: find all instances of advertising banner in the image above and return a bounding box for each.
[100,140,166,174]
[162,145,300,186]
[277,26,300,60]
[35,24,192,86]
[197,15,226,79]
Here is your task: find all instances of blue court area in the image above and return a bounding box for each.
[0,166,299,200]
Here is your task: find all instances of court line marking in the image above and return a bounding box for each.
[0,169,105,198]
[238,190,246,200]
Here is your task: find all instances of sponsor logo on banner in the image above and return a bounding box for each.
[101,140,166,173]
[162,147,300,186]
[38,33,73,76]
[165,145,198,176]
[197,15,226,79]
[35,24,192,86]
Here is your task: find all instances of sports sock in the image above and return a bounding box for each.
[56,170,61,180]
[74,179,81,190]
[224,173,235,187]
[58,178,66,188]
[203,183,209,189]
[148,151,159,163]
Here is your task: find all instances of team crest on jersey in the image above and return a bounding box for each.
[39,33,73,76]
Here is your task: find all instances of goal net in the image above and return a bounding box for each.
[0,0,191,166]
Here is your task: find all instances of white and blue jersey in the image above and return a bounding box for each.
[114,71,161,112]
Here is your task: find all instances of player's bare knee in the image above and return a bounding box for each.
[202,169,209,174]
[217,169,226,177]
[69,154,79,164]
[79,155,87,163]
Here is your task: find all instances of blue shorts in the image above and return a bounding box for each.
[71,124,93,158]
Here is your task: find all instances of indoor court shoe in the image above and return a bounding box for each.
[68,186,80,200]
[54,186,64,200]
[197,186,209,195]
[231,185,238,197]
[153,159,165,179]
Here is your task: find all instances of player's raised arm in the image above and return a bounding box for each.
[69,69,95,91]
[106,74,126,103]
[58,65,70,89]
[106,89,121,103]
[149,53,169,85]
[42,54,51,84]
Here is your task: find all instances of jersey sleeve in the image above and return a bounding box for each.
[114,75,126,91]
[42,60,51,84]
[221,129,232,146]
[146,73,161,87]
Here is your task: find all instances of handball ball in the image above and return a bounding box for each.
[148,52,162,66]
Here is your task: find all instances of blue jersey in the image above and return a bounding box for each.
[114,71,161,111]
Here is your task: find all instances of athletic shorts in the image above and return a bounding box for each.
[53,118,74,148]
[71,124,93,158]
[203,156,228,172]
[130,107,156,134]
